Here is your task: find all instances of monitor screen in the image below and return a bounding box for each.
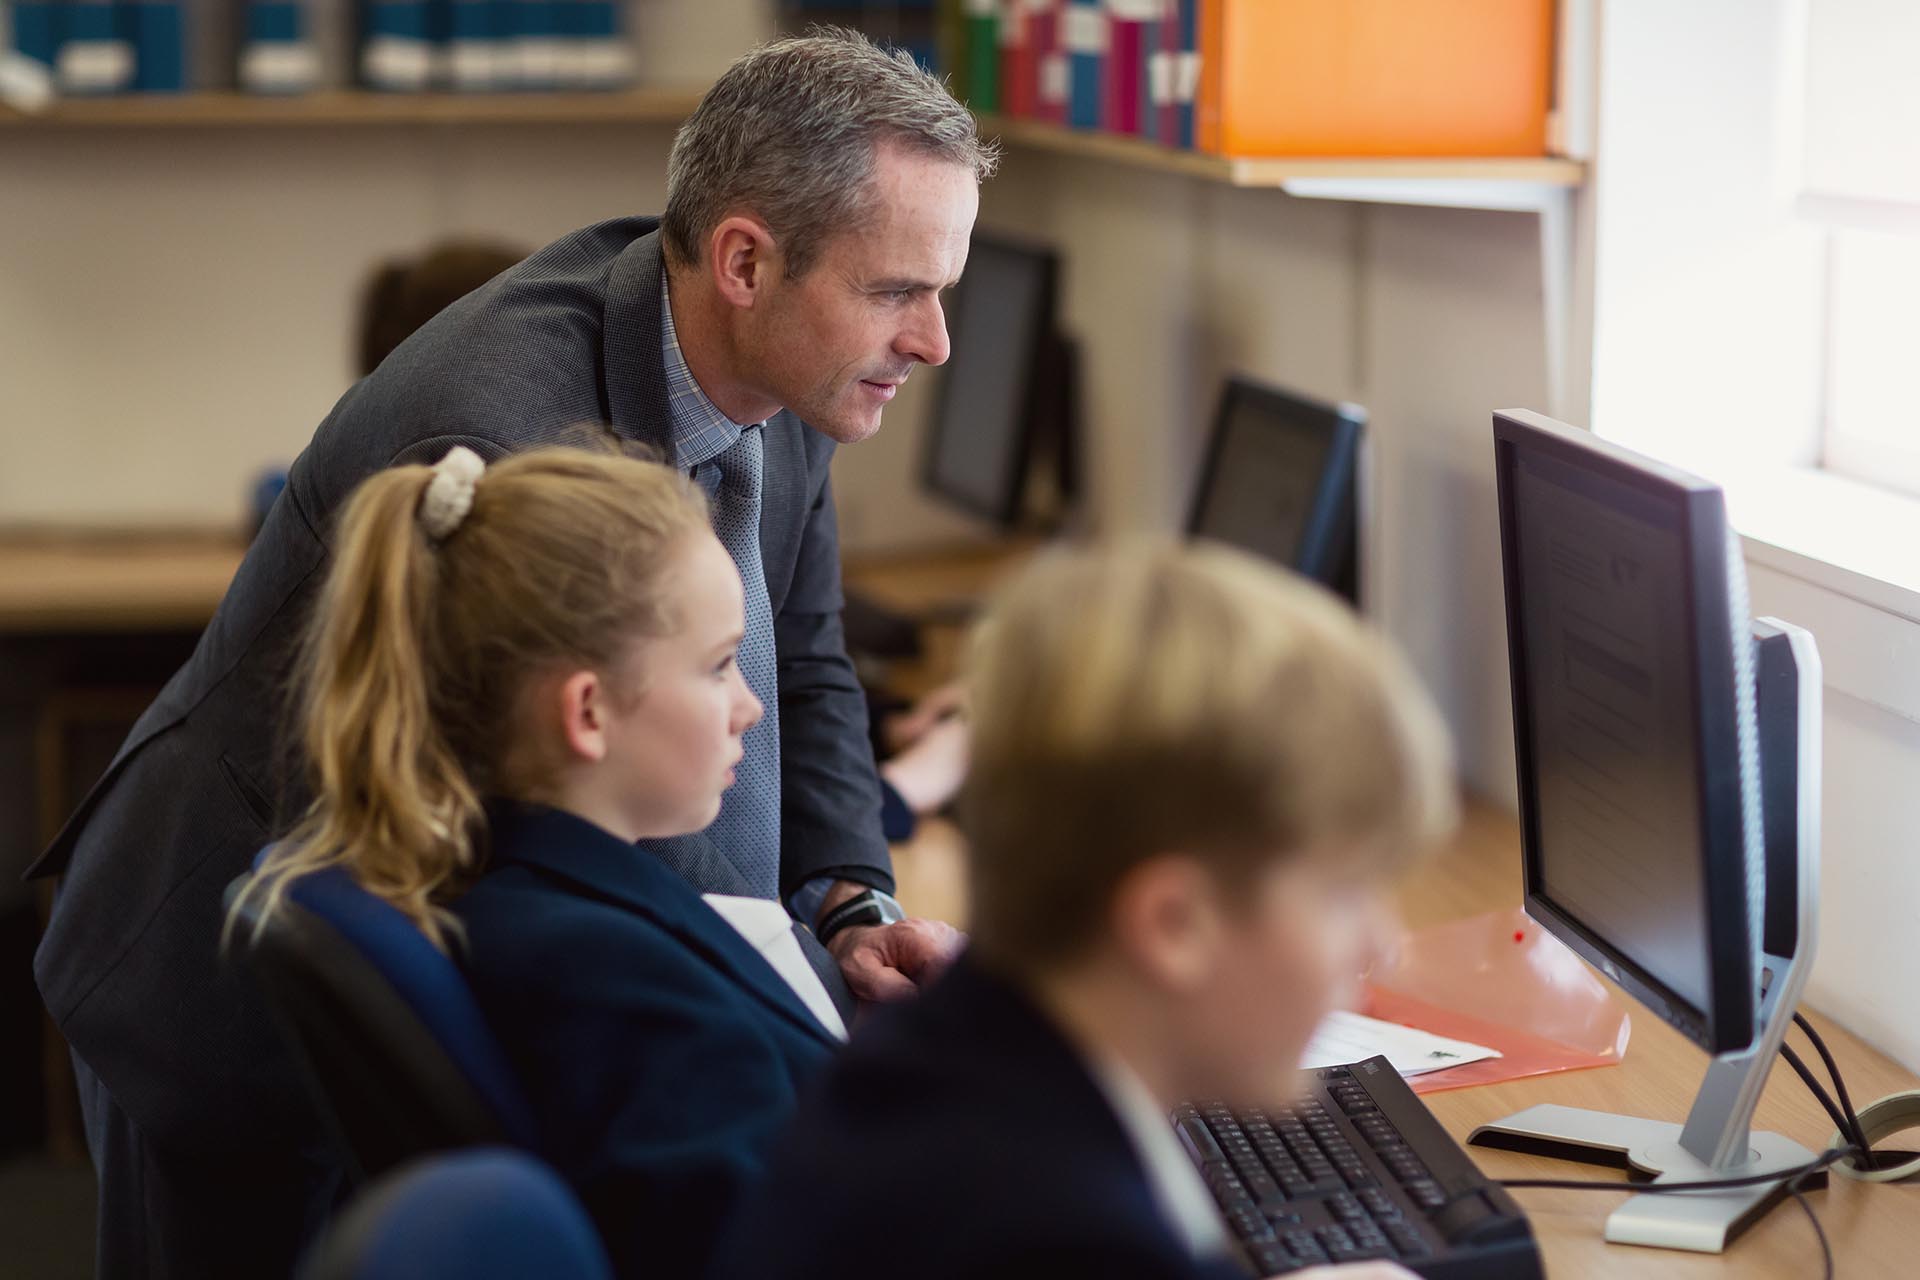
[1494,410,1758,1054]
[1187,380,1362,597]
[921,235,1056,524]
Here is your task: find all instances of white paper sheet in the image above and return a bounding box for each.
[1301,1010,1501,1077]
[701,894,849,1042]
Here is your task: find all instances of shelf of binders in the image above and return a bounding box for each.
[0,86,709,128]
[974,112,1584,192]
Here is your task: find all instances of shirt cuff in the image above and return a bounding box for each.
[787,866,895,928]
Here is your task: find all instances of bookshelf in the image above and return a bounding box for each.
[974,113,1584,192]
[970,112,1585,420]
[0,87,1584,419]
[0,87,708,128]
[0,91,1582,198]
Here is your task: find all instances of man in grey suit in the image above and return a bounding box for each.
[27,30,994,1278]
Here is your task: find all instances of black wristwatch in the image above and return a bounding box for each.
[815,888,906,948]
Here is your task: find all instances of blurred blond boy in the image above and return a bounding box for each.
[715,540,1457,1280]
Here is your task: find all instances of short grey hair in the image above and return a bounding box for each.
[663,28,999,278]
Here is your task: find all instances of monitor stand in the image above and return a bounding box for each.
[1470,618,1824,1254]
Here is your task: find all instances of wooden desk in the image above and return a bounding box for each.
[0,530,246,1160]
[0,530,246,633]
[842,539,1041,700]
[888,802,1920,1279]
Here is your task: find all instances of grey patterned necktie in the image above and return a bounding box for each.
[703,424,781,897]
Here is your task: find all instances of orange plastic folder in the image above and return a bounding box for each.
[1361,905,1632,1095]
[1195,0,1555,157]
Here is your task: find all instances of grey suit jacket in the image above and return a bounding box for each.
[30,218,891,1153]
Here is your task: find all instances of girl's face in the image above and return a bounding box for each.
[598,530,763,840]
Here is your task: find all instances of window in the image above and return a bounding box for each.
[1821,226,1920,497]
[1799,0,1920,498]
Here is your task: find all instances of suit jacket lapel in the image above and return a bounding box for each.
[600,226,675,457]
[758,414,807,608]
[489,805,840,1049]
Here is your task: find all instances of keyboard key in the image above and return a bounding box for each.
[1402,1178,1448,1210]
[1358,1186,1397,1216]
[1385,1221,1429,1256]
[1250,1242,1291,1275]
[1175,1113,1226,1164]
[1315,1224,1354,1248]
[1327,1191,1366,1223]
[1281,1230,1328,1266]
[1327,1242,1395,1264]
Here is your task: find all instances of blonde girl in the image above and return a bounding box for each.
[235,443,846,1279]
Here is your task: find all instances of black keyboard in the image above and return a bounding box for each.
[1174,1056,1542,1278]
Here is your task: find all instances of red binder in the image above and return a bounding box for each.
[1102,0,1155,136]
[1034,0,1067,125]
[999,0,1038,118]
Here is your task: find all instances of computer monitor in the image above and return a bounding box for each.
[920,233,1073,528]
[1186,378,1363,605]
[1472,409,1824,1254]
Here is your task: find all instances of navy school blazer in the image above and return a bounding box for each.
[709,956,1248,1280]
[457,803,842,1280]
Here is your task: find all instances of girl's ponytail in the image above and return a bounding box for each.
[233,462,484,951]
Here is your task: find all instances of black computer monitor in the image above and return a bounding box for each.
[920,234,1064,527]
[1495,410,1760,1056]
[1186,379,1363,605]
[1474,408,1826,1252]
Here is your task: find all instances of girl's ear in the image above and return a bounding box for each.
[1108,855,1225,995]
[554,669,611,763]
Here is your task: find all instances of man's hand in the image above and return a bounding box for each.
[1293,1265,1420,1279]
[881,680,968,754]
[824,916,964,1002]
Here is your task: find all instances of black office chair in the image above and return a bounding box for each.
[296,1148,611,1280]
[225,854,539,1183]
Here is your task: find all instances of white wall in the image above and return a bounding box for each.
[842,159,1550,804]
[1744,552,1920,1075]
[0,0,768,529]
[0,125,678,525]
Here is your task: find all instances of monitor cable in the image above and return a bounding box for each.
[1489,1022,1894,1280]
[1790,1013,1871,1160]
[1497,1144,1858,1280]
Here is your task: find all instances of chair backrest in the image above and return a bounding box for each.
[226,855,538,1181]
[296,1148,611,1280]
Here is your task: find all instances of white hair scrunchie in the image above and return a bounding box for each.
[419,445,486,540]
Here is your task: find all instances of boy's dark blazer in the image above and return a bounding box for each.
[710,955,1248,1280]
[26,218,891,1277]
[458,803,841,1280]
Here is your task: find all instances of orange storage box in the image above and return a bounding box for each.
[1196,0,1555,157]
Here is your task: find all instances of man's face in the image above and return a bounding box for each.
[746,146,979,444]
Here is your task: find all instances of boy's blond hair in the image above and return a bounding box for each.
[963,540,1458,973]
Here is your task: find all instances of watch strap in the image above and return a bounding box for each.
[816,888,905,949]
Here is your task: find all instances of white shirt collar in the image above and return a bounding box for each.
[700,894,849,1041]
[1082,1052,1233,1260]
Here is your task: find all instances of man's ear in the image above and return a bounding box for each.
[708,214,780,310]
[1108,855,1224,995]
[554,669,611,764]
